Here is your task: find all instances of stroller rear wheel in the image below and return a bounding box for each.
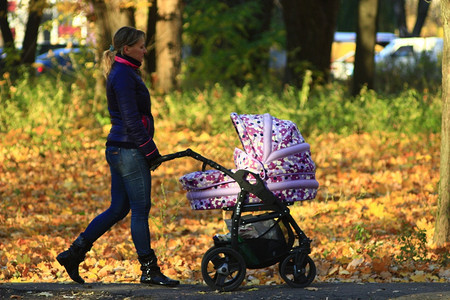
[201,246,246,292]
[279,253,316,288]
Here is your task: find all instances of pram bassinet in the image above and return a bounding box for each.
[179,113,319,210]
[150,113,318,291]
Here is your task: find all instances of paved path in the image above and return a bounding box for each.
[1,282,450,299]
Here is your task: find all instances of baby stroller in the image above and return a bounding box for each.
[152,113,319,291]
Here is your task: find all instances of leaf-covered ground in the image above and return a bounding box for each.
[0,123,449,285]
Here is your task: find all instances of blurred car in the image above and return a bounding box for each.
[330,51,355,80]
[330,37,443,80]
[330,32,396,81]
[334,32,396,46]
[33,47,95,75]
[375,37,443,65]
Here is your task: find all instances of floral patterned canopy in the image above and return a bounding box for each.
[179,113,319,210]
[230,113,307,163]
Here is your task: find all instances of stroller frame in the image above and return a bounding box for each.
[153,148,316,291]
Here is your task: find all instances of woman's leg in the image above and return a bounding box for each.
[57,146,130,283]
[81,146,131,243]
[117,148,152,257]
[117,148,179,286]
[82,146,152,255]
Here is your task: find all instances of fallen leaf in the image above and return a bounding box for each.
[347,257,364,271]
[36,292,53,297]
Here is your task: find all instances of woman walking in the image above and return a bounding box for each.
[56,26,179,287]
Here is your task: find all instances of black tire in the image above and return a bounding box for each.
[279,254,316,288]
[201,246,246,292]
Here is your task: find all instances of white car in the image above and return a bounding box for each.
[375,37,443,65]
[330,37,443,80]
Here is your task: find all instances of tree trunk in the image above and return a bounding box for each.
[394,0,431,38]
[0,0,15,47]
[352,0,378,96]
[411,0,431,37]
[89,0,132,103]
[124,6,136,28]
[90,0,131,61]
[434,0,450,246]
[155,0,183,93]
[394,0,409,37]
[21,0,46,64]
[280,0,339,87]
[145,0,157,83]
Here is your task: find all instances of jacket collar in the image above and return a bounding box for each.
[115,54,141,69]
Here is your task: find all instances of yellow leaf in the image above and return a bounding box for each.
[339,266,350,275]
[86,272,98,280]
[410,271,427,282]
[347,257,364,270]
[328,265,339,275]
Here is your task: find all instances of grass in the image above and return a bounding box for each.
[1,65,442,145]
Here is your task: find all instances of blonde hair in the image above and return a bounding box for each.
[102,26,146,78]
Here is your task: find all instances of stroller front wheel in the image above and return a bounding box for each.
[201,246,246,292]
[279,253,316,288]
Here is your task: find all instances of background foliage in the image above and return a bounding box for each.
[182,0,284,87]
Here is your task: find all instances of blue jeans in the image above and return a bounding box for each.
[81,146,153,257]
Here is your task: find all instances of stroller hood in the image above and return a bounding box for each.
[230,113,309,163]
[179,113,319,210]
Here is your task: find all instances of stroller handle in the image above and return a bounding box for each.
[150,148,230,174]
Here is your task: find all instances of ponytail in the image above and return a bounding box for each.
[102,49,116,79]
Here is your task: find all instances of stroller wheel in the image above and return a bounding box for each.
[279,254,316,288]
[201,246,246,292]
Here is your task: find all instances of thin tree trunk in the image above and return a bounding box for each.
[21,0,46,64]
[352,0,378,96]
[145,0,157,84]
[91,0,114,60]
[90,0,132,103]
[434,0,450,246]
[124,7,136,28]
[0,0,15,47]
[411,0,431,37]
[155,0,183,93]
[394,0,409,37]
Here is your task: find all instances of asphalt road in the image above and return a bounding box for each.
[1,282,450,299]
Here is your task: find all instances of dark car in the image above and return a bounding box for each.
[33,47,95,75]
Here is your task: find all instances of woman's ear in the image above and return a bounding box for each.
[123,45,130,55]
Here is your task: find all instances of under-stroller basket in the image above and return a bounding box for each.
[223,215,292,268]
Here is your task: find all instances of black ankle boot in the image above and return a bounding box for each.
[56,235,92,284]
[138,252,180,287]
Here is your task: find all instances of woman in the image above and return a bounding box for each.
[56,26,179,287]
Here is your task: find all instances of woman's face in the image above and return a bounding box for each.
[124,37,147,63]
